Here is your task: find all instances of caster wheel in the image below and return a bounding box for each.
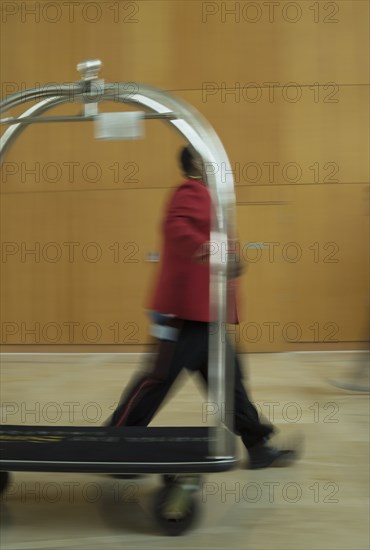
[162,474,202,489]
[0,472,10,495]
[162,474,178,487]
[153,485,198,536]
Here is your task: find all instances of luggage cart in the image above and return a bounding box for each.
[0,60,239,535]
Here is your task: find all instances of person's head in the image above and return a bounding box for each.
[179,146,204,179]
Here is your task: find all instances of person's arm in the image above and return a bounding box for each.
[166,182,245,277]
[165,183,210,258]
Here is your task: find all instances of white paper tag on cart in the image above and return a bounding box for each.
[95,112,144,140]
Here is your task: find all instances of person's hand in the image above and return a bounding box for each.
[194,240,246,278]
[226,239,246,279]
[227,252,246,279]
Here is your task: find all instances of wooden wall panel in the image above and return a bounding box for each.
[1,0,369,352]
[181,85,369,186]
[234,185,369,351]
[1,1,368,89]
[2,83,368,193]
[180,85,369,351]
[1,117,186,193]
[1,188,168,345]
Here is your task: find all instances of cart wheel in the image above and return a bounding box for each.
[153,485,198,536]
[0,472,10,495]
[162,474,178,487]
[162,474,202,489]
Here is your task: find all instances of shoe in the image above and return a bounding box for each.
[247,442,298,470]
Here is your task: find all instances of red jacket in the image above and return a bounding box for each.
[150,179,238,323]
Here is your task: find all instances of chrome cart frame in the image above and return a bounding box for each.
[0,60,238,534]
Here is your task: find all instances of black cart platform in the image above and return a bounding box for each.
[0,425,238,535]
[0,425,237,474]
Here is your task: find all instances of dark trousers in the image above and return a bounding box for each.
[109,320,273,449]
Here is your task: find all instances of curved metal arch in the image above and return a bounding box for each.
[1,84,236,219]
[0,64,237,459]
[1,96,71,163]
[0,84,84,113]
